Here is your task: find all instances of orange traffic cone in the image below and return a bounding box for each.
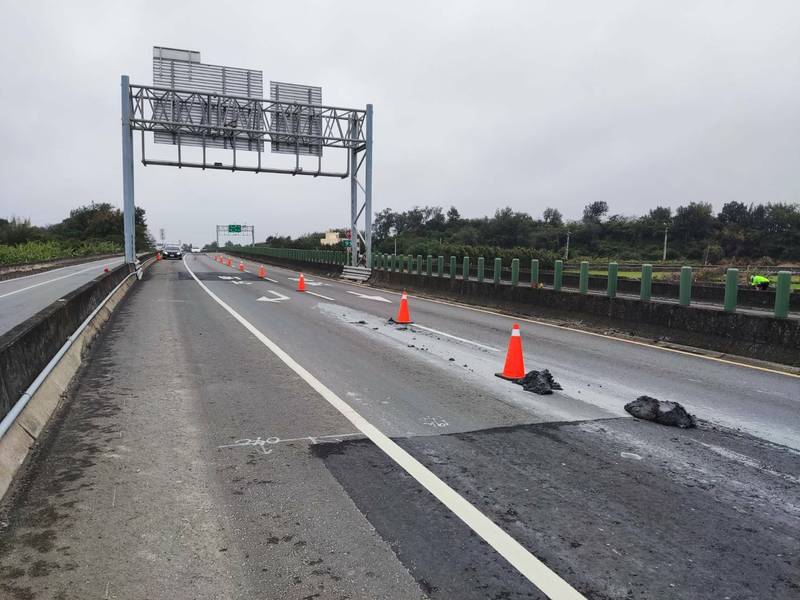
[238,262,245,272]
[156,252,161,261]
[496,323,526,380]
[297,273,306,292]
[258,265,266,279]
[394,291,413,324]
[227,258,232,267]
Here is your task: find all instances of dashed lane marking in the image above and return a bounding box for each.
[410,324,500,352]
[305,290,335,301]
[183,256,586,600]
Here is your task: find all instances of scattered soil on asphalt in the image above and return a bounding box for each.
[624,395,697,428]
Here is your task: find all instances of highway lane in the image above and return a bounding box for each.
[215,253,800,450]
[0,255,797,599]
[0,255,125,335]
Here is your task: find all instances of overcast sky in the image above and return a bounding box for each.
[1,1,798,245]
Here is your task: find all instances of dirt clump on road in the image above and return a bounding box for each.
[624,395,697,428]
[512,369,563,395]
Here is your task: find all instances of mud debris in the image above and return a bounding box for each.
[511,369,563,395]
[624,396,697,429]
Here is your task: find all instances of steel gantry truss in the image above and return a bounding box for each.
[120,54,373,268]
[216,224,255,247]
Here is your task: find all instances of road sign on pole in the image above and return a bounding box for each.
[121,47,374,268]
[217,225,254,247]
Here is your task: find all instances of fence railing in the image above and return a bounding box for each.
[243,248,795,319]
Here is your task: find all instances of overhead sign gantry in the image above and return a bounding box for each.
[216,224,255,247]
[121,47,373,267]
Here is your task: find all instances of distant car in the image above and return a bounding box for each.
[191,246,201,253]
[162,244,183,259]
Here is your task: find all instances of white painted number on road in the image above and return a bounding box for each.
[257,290,290,303]
[346,291,391,303]
[423,416,450,428]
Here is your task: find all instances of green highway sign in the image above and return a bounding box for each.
[228,224,242,233]
[342,239,351,247]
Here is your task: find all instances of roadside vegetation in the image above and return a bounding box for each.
[0,203,154,266]
[255,201,799,271]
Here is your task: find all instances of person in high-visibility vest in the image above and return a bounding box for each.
[750,274,770,290]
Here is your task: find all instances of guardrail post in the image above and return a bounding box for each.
[579,261,589,294]
[493,258,502,284]
[407,254,413,273]
[426,255,433,276]
[462,256,470,280]
[530,259,539,287]
[477,257,485,282]
[724,268,738,312]
[774,271,791,318]
[449,256,457,279]
[607,262,618,298]
[679,266,692,306]
[640,264,652,301]
[416,255,423,275]
[553,260,563,291]
[511,258,520,286]
[437,256,444,277]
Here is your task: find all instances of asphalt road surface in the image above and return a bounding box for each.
[0,256,125,336]
[0,254,797,599]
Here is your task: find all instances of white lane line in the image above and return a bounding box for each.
[305,290,336,301]
[182,257,584,600]
[347,290,391,303]
[0,259,121,299]
[410,324,500,352]
[0,259,110,284]
[264,277,279,283]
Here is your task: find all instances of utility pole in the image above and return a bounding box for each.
[662,224,669,262]
[564,231,570,261]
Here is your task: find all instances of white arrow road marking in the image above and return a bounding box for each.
[217,275,241,280]
[232,281,253,285]
[346,290,391,303]
[257,290,290,303]
[288,277,325,286]
[305,290,335,301]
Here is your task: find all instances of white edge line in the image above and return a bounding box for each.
[411,324,500,352]
[0,259,122,299]
[182,257,585,600]
[305,290,335,301]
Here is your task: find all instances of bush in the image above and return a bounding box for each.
[0,240,121,266]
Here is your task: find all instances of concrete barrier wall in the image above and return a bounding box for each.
[0,258,152,499]
[0,262,134,421]
[371,271,800,367]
